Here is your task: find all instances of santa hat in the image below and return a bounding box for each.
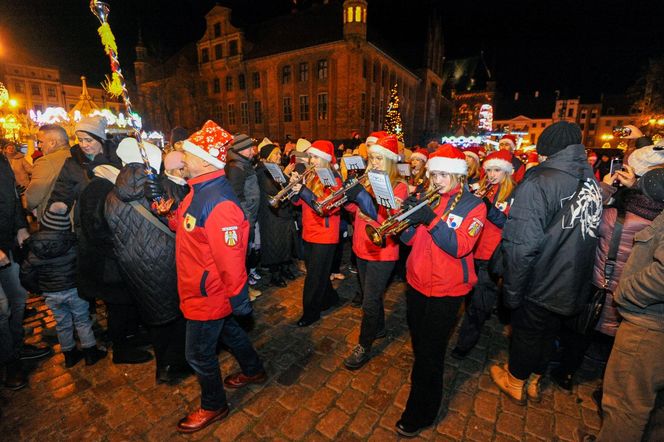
[308,140,336,164]
[295,138,311,153]
[426,144,468,176]
[366,131,388,146]
[483,150,514,174]
[499,134,517,150]
[410,148,429,163]
[182,120,234,169]
[527,151,540,166]
[369,134,399,161]
[117,137,163,172]
[463,148,480,165]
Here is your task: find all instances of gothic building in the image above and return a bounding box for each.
[134,1,445,144]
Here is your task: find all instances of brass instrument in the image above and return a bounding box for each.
[312,171,370,216]
[365,185,441,247]
[268,165,316,208]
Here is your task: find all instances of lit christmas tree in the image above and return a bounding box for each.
[383,84,404,142]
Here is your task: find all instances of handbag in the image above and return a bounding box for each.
[571,210,625,335]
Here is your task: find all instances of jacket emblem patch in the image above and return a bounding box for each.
[184,214,196,232]
[223,226,238,247]
[467,218,484,237]
[446,213,464,229]
[496,201,508,212]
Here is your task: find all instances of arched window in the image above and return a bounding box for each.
[347,7,353,23]
[355,6,362,22]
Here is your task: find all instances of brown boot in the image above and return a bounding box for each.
[490,363,526,405]
[527,373,542,403]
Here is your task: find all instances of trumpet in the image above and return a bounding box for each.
[312,172,369,216]
[365,185,441,247]
[268,165,315,208]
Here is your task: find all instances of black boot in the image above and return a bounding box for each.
[4,359,27,390]
[270,272,287,288]
[64,348,84,368]
[112,344,153,365]
[156,364,194,385]
[83,346,108,366]
[281,266,296,280]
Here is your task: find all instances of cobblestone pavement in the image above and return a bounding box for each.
[0,271,604,441]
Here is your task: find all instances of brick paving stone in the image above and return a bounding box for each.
[277,384,311,410]
[347,407,380,437]
[364,388,393,414]
[305,386,339,413]
[366,426,399,442]
[349,369,378,393]
[436,411,467,440]
[555,413,582,441]
[525,408,555,439]
[213,410,253,441]
[244,385,285,417]
[447,391,473,416]
[553,389,582,418]
[581,406,602,430]
[316,407,351,439]
[473,390,499,422]
[378,404,402,430]
[496,411,526,440]
[336,386,366,414]
[251,403,291,438]
[465,415,495,441]
[280,407,319,440]
[393,383,410,409]
[500,395,528,417]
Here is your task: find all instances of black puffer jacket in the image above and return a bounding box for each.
[502,144,602,316]
[105,164,180,325]
[20,231,77,294]
[0,155,27,256]
[225,150,260,228]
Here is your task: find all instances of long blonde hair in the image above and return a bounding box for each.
[306,157,331,198]
[478,171,515,203]
[429,173,466,217]
[367,155,404,190]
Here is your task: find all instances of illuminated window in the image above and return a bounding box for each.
[363,8,367,23]
[317,93,328,120]
[299,63,309,82]
[317,60,328,80]
[347,8,353,23]
[355,6,361,22]
[31,84,41,96]
[14,82,23,93]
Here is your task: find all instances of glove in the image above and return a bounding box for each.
[401,194,419,211]
[230,282,253,316]
[144,176,165,201]
[344,182,363,202]
[406,203,437,226]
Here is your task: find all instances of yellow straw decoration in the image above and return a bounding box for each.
[97,23,118,55]
[103,72,124,97]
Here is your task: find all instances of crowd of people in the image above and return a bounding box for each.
[1,116,663,439]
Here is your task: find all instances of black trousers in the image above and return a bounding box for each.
[301,241,338,322]
[509,300,565,380]
[106,302,140,345]
[455,260,498,352]
[401,286,464,427]
[149,315,187,369]
[357,258,395,348]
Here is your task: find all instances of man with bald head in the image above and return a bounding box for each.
[26,124,71,221]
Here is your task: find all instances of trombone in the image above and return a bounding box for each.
[268,165,316,208]
[365,185,441,247]
[312,171,370,216]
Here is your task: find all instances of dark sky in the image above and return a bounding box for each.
[1,0,663,100]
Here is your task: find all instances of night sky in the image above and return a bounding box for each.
[1,0,663,100]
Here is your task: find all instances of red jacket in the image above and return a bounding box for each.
[169,169,249,321]
[402,188,487,297]
[292,177,342,244]
[347,182,409,261]
[474,183,514,260]
[511,154,526,183]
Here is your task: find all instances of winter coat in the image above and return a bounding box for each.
[169,169,249,321]
[20,230,77,294]
[77,175,132,304]
[256,163,296,267]
[225,150,260,229]
[25,147,71,221]
[401,187,487,297]
[592,189,664,336]
[105,164,180,325]
[614,210,664,332]
[473,183,514,261]
[292,176,343,244]
[0,155,27,256]
[502,144,602,316]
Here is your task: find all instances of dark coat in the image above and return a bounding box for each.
[502,144,602,316]
[225,150,260,228]
[0,155,27,256]
[256,163,296,267]
[20,230,77,294]
[105,164,180,325]
[77,175,132,304]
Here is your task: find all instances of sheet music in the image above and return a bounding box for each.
[368,171,397,209]
[396,163,411,177]
[342,156,366,171]
[264,163,287,184]
[316,167,337,187]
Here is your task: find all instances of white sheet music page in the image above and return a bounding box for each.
[316,168,337,187]
[368,171,397,209]
[342,156,366,171]
[396,163,411,177]
[264,163,287,184]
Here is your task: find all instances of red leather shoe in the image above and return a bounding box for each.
[176,407,229,433]
[223,371,267,389]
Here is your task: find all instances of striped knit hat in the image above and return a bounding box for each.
[41,208,71,231]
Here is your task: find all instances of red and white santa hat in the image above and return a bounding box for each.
[463,146,481,164]
[307,140,336,164]
[482,149,514,174]
[499,134,517,151]
[410,148,429,163]
[526,151,540,166]
[366,131,388,146]
[182,120,234,169]
[426,144,468,176]
[369,134,399,161]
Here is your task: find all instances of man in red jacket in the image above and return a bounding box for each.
[152,121,266,433]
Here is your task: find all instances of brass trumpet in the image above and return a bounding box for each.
[268,165,315,208]
[312,172,369,216]
[365,185,441,247]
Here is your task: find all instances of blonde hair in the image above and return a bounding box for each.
[266,148,281,164]
[478,171,515,203]
[366,155,404,193]
[429,173,466,216]
[466,157,481,181]
[306,157,330,197]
